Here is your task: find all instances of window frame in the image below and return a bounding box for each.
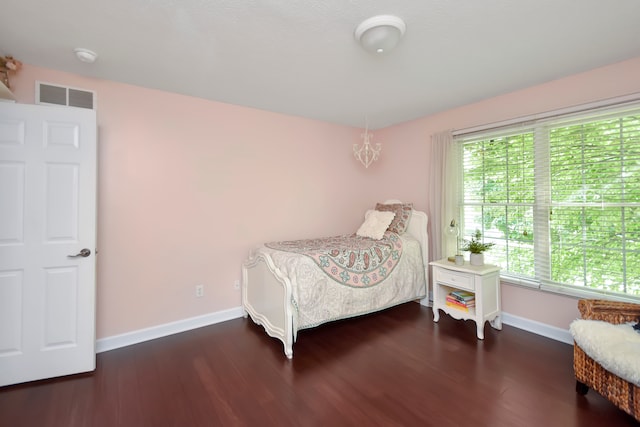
[453,101,640,303]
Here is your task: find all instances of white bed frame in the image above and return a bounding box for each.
[241,200,429,358]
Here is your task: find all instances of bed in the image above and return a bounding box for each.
[241,200,429,358]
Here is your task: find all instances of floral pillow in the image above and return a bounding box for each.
[356,210,396,240]
[375,202,413,234]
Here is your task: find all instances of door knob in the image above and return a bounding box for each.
[68,248,91,258]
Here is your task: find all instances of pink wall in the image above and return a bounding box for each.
[379,56,640,329]
[8,56,640,339]
[10,66,409,339]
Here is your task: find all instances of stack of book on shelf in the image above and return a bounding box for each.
[445,290,475,312]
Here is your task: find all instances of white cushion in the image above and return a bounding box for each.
[356,210,395,240]
[570,319,640,386]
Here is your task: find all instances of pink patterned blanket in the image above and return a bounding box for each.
[265,232,403,288]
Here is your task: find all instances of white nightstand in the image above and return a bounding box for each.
[430,259,501,339]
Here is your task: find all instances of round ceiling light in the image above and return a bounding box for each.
[354,15,406,54]
[74,48,98,63]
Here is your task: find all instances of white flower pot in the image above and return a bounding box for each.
[469,253,484,266]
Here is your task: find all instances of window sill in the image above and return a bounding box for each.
[500,274,640,304]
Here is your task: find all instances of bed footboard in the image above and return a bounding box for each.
[242,250,295,359]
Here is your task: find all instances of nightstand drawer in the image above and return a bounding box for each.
[434,269,474,291]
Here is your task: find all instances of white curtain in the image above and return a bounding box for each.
[427,130,459,263]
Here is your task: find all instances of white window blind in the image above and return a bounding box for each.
[456,103,640,300]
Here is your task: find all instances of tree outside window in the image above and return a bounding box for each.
[458,107,640,298]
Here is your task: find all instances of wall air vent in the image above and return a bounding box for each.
[36,81,96,110]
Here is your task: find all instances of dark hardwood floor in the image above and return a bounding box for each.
[1,303,637,426]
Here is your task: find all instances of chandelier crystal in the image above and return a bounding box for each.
[353,125,381,168]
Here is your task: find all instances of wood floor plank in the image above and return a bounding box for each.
[0,303,637,426]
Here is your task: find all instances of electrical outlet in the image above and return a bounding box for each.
[195,284,204,298]
[234,279,240,290]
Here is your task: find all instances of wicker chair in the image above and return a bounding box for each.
[574,299,640,421]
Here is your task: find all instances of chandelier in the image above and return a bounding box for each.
[353,124,381,168]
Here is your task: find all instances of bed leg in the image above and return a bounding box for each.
[284,345,293,359]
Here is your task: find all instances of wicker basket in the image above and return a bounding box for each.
[574,299,640,421]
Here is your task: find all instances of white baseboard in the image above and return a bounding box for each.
[502,311,573,345]
[96,306,245,353]
[96,305,572,354]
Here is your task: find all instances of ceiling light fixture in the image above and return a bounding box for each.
[354,15,406,54]
[74,48,98,63]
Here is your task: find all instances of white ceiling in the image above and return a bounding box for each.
[2,0,640,129]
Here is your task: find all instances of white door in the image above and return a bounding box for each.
[0,102,97,386]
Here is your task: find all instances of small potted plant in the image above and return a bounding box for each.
[461,229,494,266]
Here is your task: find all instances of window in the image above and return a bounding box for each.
[457,104,640,299]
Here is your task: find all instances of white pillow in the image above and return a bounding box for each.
[356,210,395,240]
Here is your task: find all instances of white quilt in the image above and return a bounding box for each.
[257,234,426,331]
